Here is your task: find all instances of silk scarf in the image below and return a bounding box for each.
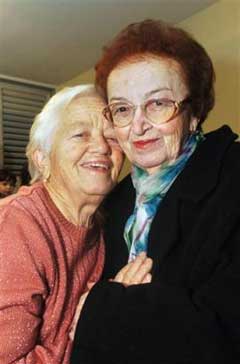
[124,131,204,262]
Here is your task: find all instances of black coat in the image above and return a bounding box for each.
[71,126,240,364]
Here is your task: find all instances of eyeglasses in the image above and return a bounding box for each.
[103,97,191,128]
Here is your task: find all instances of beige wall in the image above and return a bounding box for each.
[58,68,95,89]
[59,0,240,178]
[180,0,240,133]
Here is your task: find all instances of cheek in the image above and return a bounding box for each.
[112,150,124,173]
[114,128,129,146]
[160,118,189,159]
[66,144,86,163]
[163,133,182,160]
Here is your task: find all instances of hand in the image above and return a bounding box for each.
[69,282,95,341]
[112,252,153,287]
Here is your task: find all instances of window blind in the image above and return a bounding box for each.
[0,78,55,175]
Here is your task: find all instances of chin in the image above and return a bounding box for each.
[133,156,167,171]
[83,181,115,197]
[128,148,166,167]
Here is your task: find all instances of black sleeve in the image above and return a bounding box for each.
[71,249,240,364]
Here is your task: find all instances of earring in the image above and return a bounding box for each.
[189,119,199,134]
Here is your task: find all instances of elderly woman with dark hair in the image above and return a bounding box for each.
[0,85,153,364]
[71,20,240,364]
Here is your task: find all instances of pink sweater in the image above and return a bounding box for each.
[0,183,105,364]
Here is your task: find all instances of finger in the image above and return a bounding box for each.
[116,252,147,284]
[74,292,89,320]
[114,252,147,283]
[130,258,153,284]
[80,291,89,303]
[87,282,95,290]
[141,273,152,284]
[70,292,89,341]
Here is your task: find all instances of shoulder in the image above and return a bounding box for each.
[202,127,240,197]
[0,183,55,269]
[220,141,240,194]
[224,141,240,168]
[198,125,240,177]
[0,182,49,226]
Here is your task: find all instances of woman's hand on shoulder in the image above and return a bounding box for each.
[112,252,152,287]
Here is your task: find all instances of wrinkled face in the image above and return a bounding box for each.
[47,95,124,200]
[107,56,197,174]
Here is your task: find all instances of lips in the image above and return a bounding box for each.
[133,138,159,149]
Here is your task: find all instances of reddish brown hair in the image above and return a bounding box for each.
[95,19,215,125]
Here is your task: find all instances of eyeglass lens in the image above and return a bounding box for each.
[109,100,177,126]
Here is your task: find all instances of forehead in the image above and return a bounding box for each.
[64,95,106,124]
[108,56,187,98]
[67,95,106,116]
[59,94,112,132]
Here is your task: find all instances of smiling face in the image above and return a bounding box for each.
[107,56,198,174]
[45,95,123,202]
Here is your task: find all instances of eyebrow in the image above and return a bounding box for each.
[109,88,172,103]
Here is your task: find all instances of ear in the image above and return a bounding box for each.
[189,116,199,133]
[32,149,51,181]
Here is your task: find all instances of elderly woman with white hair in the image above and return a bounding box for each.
[0,85,152,364]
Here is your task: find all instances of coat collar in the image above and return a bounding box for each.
[147,125,238,269]
[121,125,238,204]
[110,125,238,269]
[175,125,238,202]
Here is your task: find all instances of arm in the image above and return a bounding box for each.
[69,253,152,340]
[0,206,56,364]
[71,231,240,364]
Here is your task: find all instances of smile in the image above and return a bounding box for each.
[80,161,111,172]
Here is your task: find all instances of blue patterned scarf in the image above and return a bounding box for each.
[124,131,204,262]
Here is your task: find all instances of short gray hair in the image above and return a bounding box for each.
[26,84,100,183]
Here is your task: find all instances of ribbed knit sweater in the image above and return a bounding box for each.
[0,182,104,364]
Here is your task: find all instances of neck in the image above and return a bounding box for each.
[44,182,101,227]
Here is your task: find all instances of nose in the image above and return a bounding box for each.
[131,106,151,135]
[92,134,111,155]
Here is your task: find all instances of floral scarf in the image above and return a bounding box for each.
[124,131,204,262]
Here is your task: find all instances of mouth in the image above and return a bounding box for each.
[80,160,111,173]
[133,138,160,149]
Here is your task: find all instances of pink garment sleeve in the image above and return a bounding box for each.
[0,206,64,364]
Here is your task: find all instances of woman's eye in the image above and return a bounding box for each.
[153,99,169,107]
[156,99,172,106]
[72,131,89,139]
[113,105,130,115]
[148,99,173,110]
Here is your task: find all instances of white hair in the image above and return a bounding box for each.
[26,84,100,183]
